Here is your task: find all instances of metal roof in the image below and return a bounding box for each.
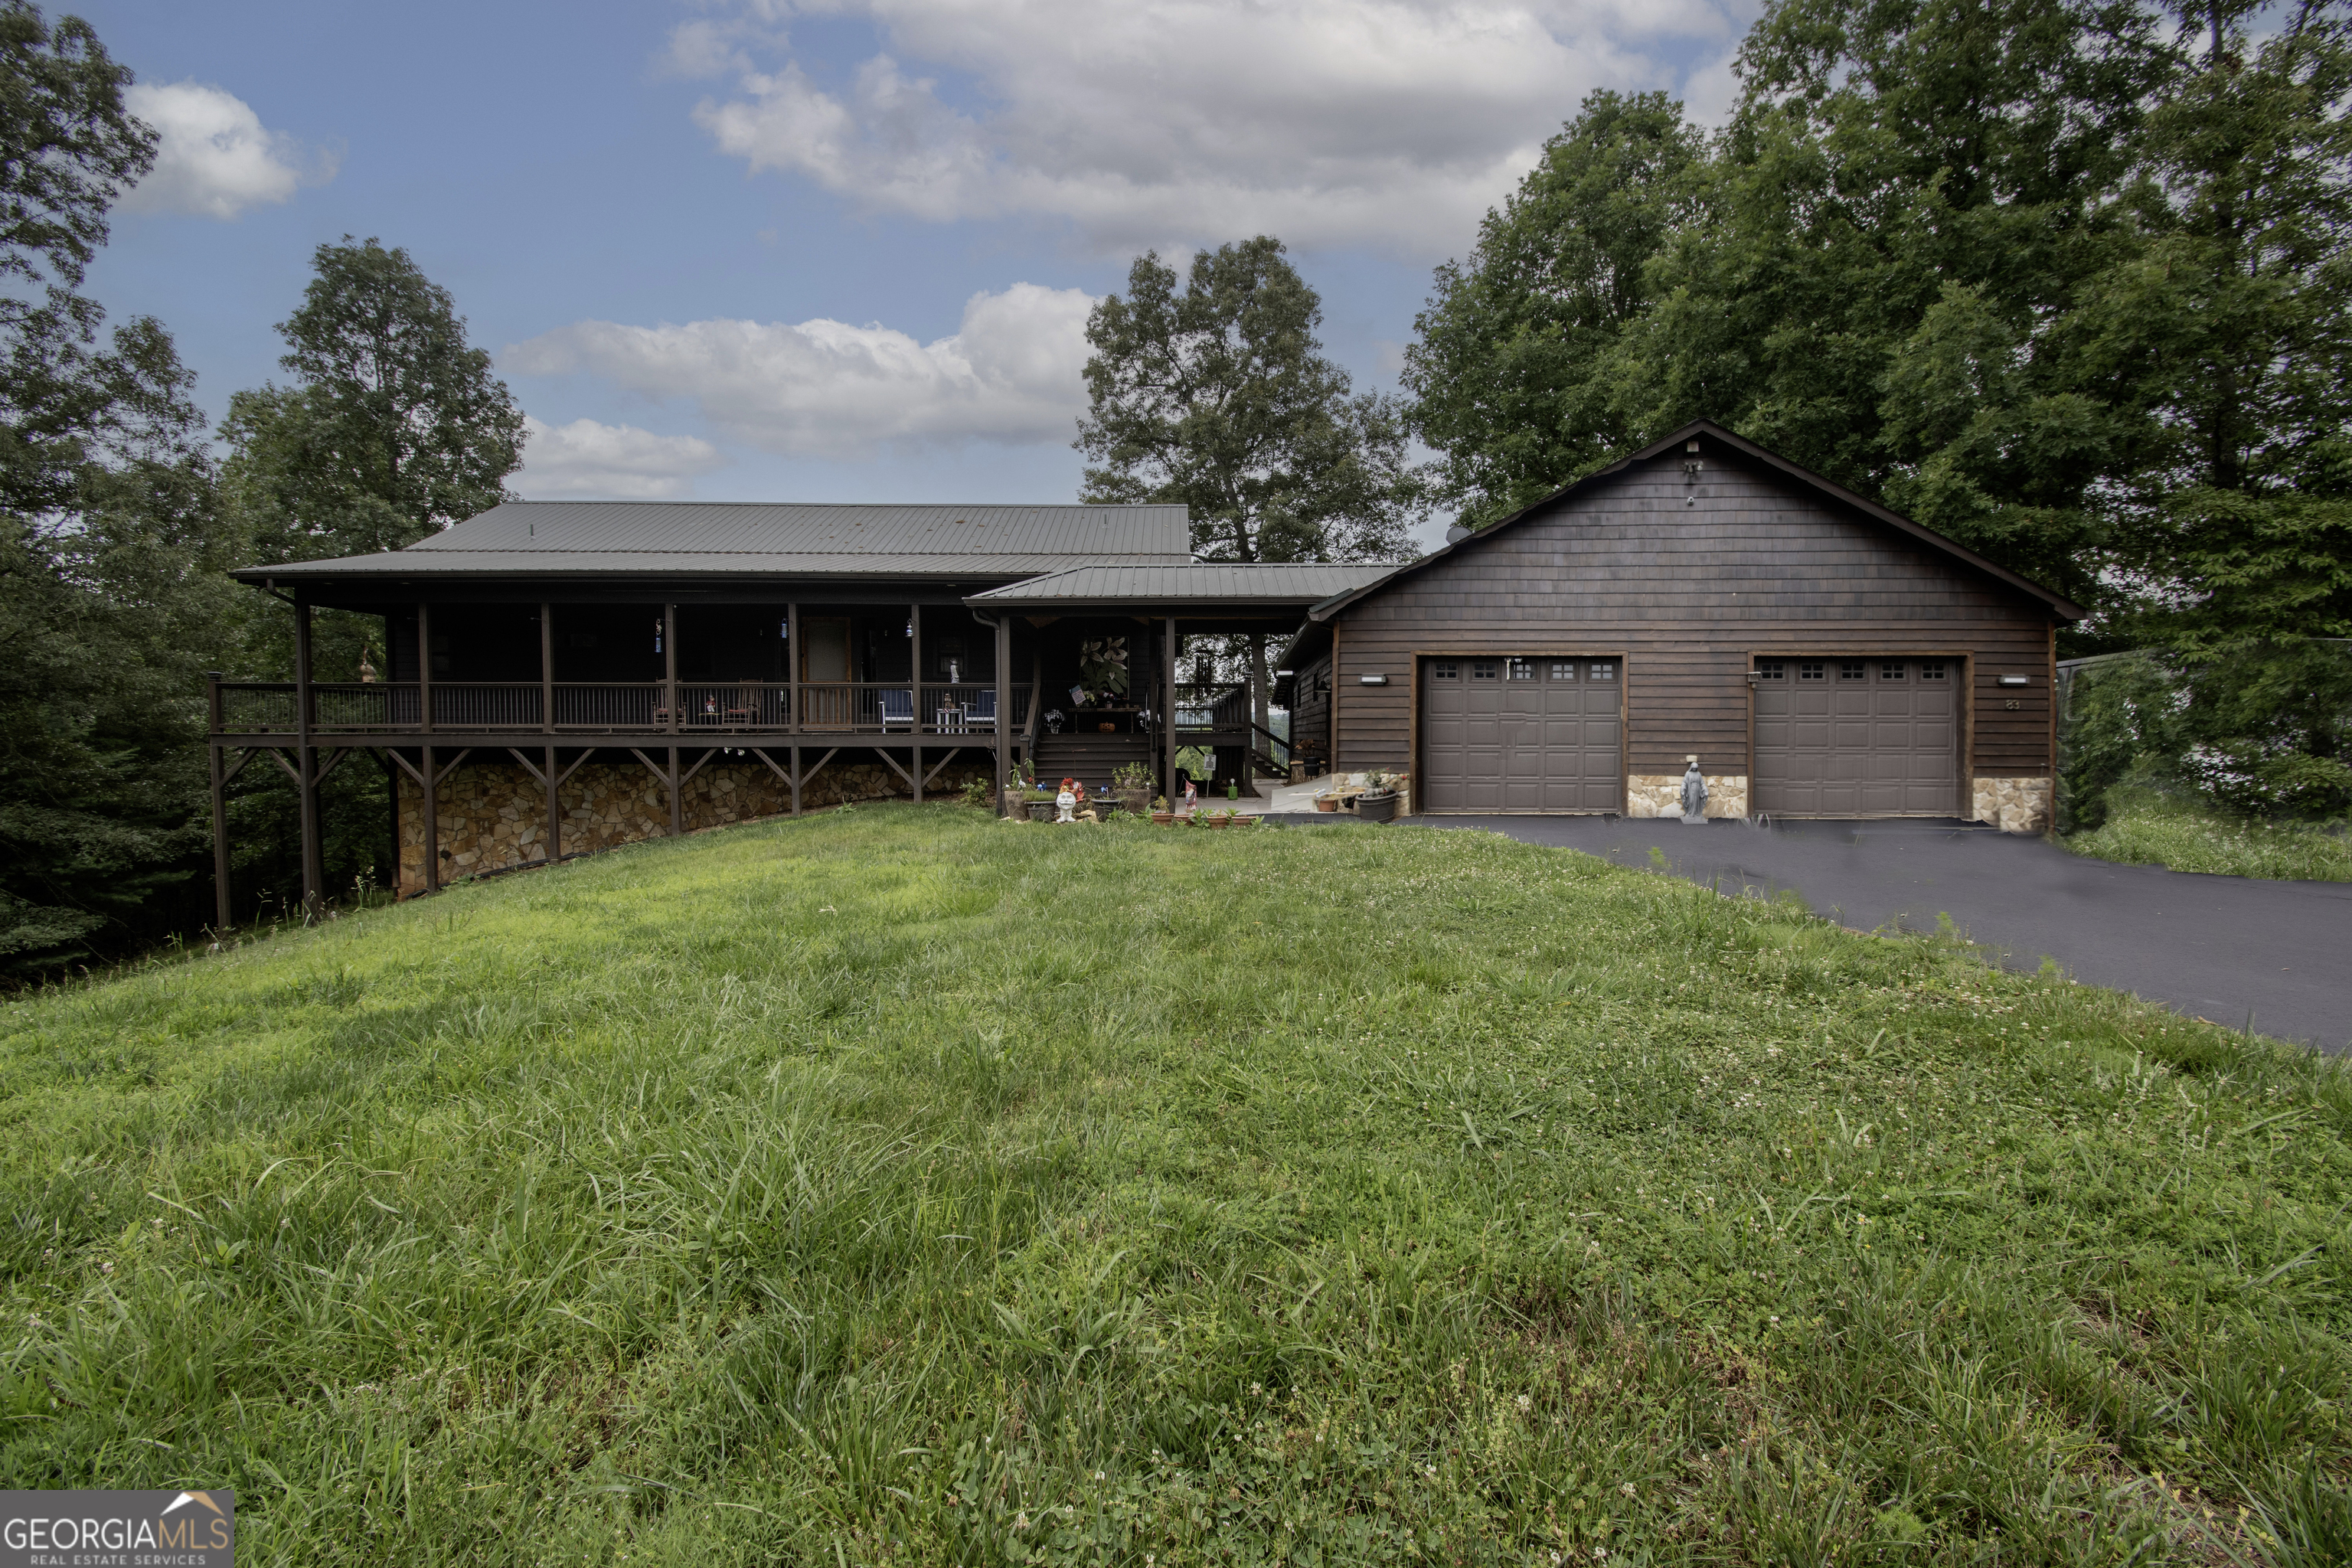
[967,562,1402,606]
[233,500,1194,580]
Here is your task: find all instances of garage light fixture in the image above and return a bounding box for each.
[1359,674,1389,685]
[1997,675,2030,687]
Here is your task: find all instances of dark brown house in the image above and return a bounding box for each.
[207,420,2081,920]
[1282,420,2082,827]
[210,501,1388,916]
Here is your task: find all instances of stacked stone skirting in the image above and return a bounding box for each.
[1625,774,1749,819]
[1971,776,2053,835]
[395,754,995,896]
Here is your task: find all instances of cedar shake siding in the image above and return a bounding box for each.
[1314,423,2073,828]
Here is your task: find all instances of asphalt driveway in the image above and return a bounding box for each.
[1274,813,2352,1054]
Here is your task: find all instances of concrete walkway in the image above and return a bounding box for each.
[1269,812,2352,1055]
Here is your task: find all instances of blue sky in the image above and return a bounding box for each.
[78,0,1753,541]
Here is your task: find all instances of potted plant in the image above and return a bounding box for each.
[1207,808,1231,829]
[1313,792,1341,813]
[1114,760,1154,818]
[1151,795,1173,825]
[1357,769,1404,823]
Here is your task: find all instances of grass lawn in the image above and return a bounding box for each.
[4,806,2350,1565]
[2065,797,2352,882]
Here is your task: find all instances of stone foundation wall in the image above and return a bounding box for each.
[1971,775,2053,835]
[397,753,995,895]
[1626,774,1749,818]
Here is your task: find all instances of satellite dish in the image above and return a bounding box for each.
[1445,523,1472,544]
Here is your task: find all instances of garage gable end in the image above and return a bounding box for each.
[1311,420,2082,626]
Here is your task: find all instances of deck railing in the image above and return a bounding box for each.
[211,679,1031,739]
[1171,682,1250,733]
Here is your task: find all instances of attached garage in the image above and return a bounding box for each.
[1751,657,1959,817]
[1289,420,2081,831]
[1419,655,1621,812]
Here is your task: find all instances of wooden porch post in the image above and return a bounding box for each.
[207,723,231,935]
[540,601,554,734]
[541,603,558,864]
[663,603,678,734]
[994,614,1011,815]
[786,600,801,815]
[416,602,433,736]
[668,746,682,836]
[909,602,923,805]
[1163,616,1178,806]
[294,597,322,914]
[421,743,439,894]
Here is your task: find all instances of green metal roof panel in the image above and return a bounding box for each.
[966,562,1403,605]
[232,500,1194,580]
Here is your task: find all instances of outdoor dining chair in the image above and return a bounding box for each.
[965,690,998,730]
[878,688,916,731]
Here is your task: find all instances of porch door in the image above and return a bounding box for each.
[800,617,851,727]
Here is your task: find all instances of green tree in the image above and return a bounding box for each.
[1077,237,1422,749]
[224,235,524,576]
[1403,90,1706,524]
[0,3,247,971]
[217,238,525,911]
[1078,237,1419,567]
[2074,2,2352,652]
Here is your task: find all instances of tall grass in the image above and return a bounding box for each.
[2066,795,2352,881]
[2,805,2348,1564]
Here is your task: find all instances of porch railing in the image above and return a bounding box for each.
[211,680,1031,738]
[1171,682,1251,733]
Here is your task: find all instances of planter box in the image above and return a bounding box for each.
[1027,799,1058,822]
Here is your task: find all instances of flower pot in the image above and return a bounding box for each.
[1207,815,1230,829]
[1151,811,1173,825]
[1313,795,1339,813]
[1357,790,1401,823]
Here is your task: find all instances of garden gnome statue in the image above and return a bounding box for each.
[1679,756,1708,825]
[1055,777,1079,823]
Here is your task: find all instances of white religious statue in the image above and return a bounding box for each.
[1679,756,1709,825]
[1055,782,1079,823]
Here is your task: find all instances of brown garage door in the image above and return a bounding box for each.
[1753,657,1958,816]
[1422,655,1621,812]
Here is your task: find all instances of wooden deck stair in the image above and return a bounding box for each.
[1031,732,1152,787]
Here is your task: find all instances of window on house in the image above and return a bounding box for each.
[1506,658,1536,680]
[1880,662,1906,681]
[1840,661,1866,681]
[1919,660,1947,681]
[1756,660,1785,680]
[1550,662,1578,681]
[1470,660,1500,681]
[1430,660,1459,681]
[1589,662,1616,681]
[1798,661,1825,681]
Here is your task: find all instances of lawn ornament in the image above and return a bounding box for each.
[1680,756,1708,824]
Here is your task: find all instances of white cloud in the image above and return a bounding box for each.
[119,81,332,219]
[504,283,1096,458]
[684,1,1748,255]
[514,416,730,499]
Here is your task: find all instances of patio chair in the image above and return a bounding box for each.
[878,688,915,732]
[965,689,998,730]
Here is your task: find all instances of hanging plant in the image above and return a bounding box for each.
[1078,636,1130,697]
